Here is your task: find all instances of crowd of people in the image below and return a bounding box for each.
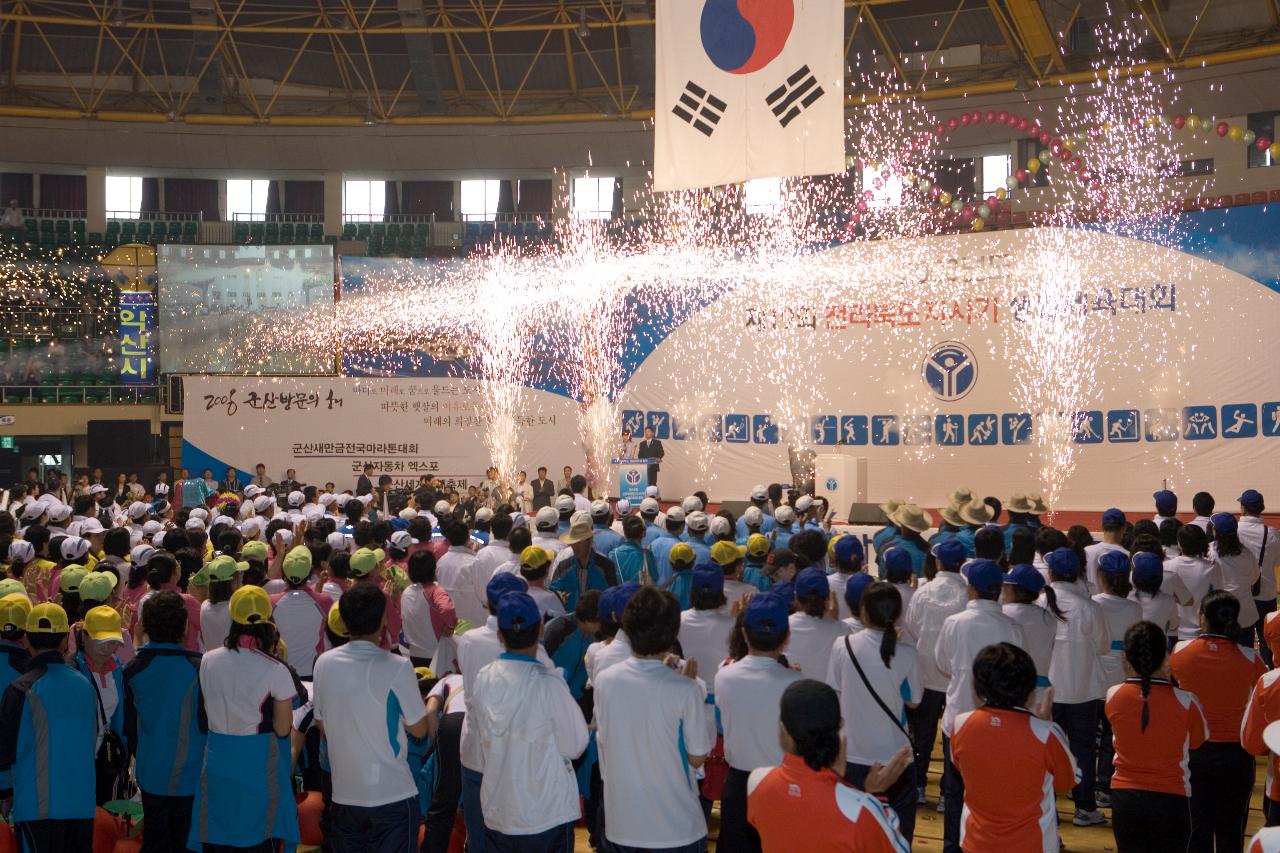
[2,465,1280,853]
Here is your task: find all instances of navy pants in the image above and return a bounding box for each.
[462,767,488,853]
[140,792,196,853]
[603,840,706,853]
[423,712,464,853]
[909,688,945,792]
[484,822,575,852]
[941,735,964,853]
[717,767,762,853]
[1112,789,1191,853]
[1053,699,1102,812]
[1188,741,1254,853]
[15,819,94,853]
[329,795,420,853]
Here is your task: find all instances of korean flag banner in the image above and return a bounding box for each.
[654,0,845,192]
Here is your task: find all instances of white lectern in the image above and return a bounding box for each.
[815,451,867,523]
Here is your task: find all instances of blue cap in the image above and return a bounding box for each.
[602,581,641,623]
[1153,489,1177,514]
[1098,550,1130,575]
[486,572,528,611]
[1211,512,1238,536]
[1239,490,1265,512]
[833,536,865,565]
[794,567,830,600]
[932,538,968,569]
[692,564,725,595]
[1102,508,1126,527]
[1045,547,1080,578]
[963,559,1003,594]
[770,581,796,608]
[881,546,913,580]
[390,517,409,531]
[496,591,541,631]
[1003,564,1045,594]
[844,572,875,614]
[743,593,789,634]
[1132,551,1164,583]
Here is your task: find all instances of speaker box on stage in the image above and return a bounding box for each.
[87,420,152,469]
[847,502,890,525]
[719,500,751,518]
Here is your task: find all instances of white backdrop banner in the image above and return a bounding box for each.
[653,0,844,191]
[182,376,581,492]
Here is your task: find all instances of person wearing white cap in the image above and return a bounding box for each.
[637,498,665,548]
[127,501,150,529]
[769,506,797,551]
[532,506,565,557]
[251,494,276,520]
[680,495,703,516]
[682,511,714,566]
[609,499,632,537]
[470,507,495,547]
[650,506,687,584]
[590,501,624,559]
[45,503,72,537]
[736,485,778,541]
[553,494,577,536]
[474,513,517,582]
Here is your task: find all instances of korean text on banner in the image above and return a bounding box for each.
[654,0,845,192]
[118,292,156,384]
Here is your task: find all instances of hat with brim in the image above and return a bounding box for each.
[877,498,903,518]
[891,504,932,534]
[1006,493,1035,513]
[959,500,995,526]
[560,518,595,545]
[84,605,123,642]
[948,488,975,508]
[939,504,966,528]
[1028,494,1049,515]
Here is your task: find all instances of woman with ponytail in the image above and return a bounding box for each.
[826,581,920,841]
[1106,621,1208,853]
[1171,591,1266,853]
[1001,564,1060,707]
[1092,551,1144,805]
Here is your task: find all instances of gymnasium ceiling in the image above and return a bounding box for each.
[0,0,1278,124]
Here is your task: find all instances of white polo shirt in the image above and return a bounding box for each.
[456,616,556,771]
[586,631,632,686]
[935,599,1023,736]
[1084,541,1127,593]
[903,571,968,693]
[199,646,298,736]
[827,629,921,765]
[594,657,713,849]
[437,545,486,627]
[714,655,803,771]
[271,589,331,677]
[785,612,850,681]
[678,609,735,694]
[1165,554,1225,639]
[199,600,232,652]
[311,640,428,807]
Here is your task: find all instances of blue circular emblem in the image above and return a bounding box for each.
[825,477,838,491]
[922,341,977,401]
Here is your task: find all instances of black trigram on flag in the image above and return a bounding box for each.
[766,66,825,128]
[672,81,726,137]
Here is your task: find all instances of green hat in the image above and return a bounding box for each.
[349,547,379,578]
[282,546,313,582]
[79,571,118,604]
[193,554,249,586]
[384,565,409,593]
[59,565,88,594]
[0,578,27,599]
[241,541,269,562]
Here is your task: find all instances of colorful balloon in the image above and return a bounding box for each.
[1215,121,1230,137]
[1228,126,1244,142]
[1027,158,1042,173]
[977,203,991,219]
[1255,135,1272,152]
[939,191,952,206]
[1243,129,1256,145]
[971,216,985,231]
[1172,114,1186,129]
[1269,142,1280,160]
[996,186,1008,199]
[1014,169,1028,183]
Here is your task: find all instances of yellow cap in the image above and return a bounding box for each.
[84,605,124,642]
[326,603,349,638]
[747,533,772,558]
[27,602,70,634]
[520,545,551,570]
[669,542,696,569]
[0,593,32,633]
[710,540,747,566]
[59,565,88,593]
[414,666,435,683]
[228,585,272,625]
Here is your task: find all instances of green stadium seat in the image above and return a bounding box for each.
[250,222,265,243]
[73,220,86,239]
[136,221,152,240]
[356,223,371,241]
[168,221,182,240]
[278,223,294,242]
[416,222,431,237]
[342,223,357,240]
[264,222,279,243]
[385,223,401,240]
[309,223,323,241]
[182,220,198,242]
[371,222,386,239]
[23,218,37,234]
[55,220,70,236]
[121,221,136,240]
[323,235,338,246]
[39,219,54,234]
[105,220,121,235]
[87,232,102,245]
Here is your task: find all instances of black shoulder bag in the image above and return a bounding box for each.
[843,636,914,802]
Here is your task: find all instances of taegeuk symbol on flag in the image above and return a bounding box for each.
[654,0,845,192]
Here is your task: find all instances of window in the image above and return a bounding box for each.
[227,179,270,221]
[572,177,616,220]
[1248,111,1277,168]
[1015,140,1049,188]
[981,154,1011,196]
[743,177,783,214]
[1174,158,1214,177]
[344,180,386,222]
[860,167,902,208]
[460,179,501,222]
[106,175,143,218]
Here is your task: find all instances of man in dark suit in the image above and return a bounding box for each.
[638,426,665,489]
[355,463,375,496]
[531,466,556,510]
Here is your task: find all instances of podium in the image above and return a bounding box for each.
[613,458,650,502]
[815,451,867,523]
